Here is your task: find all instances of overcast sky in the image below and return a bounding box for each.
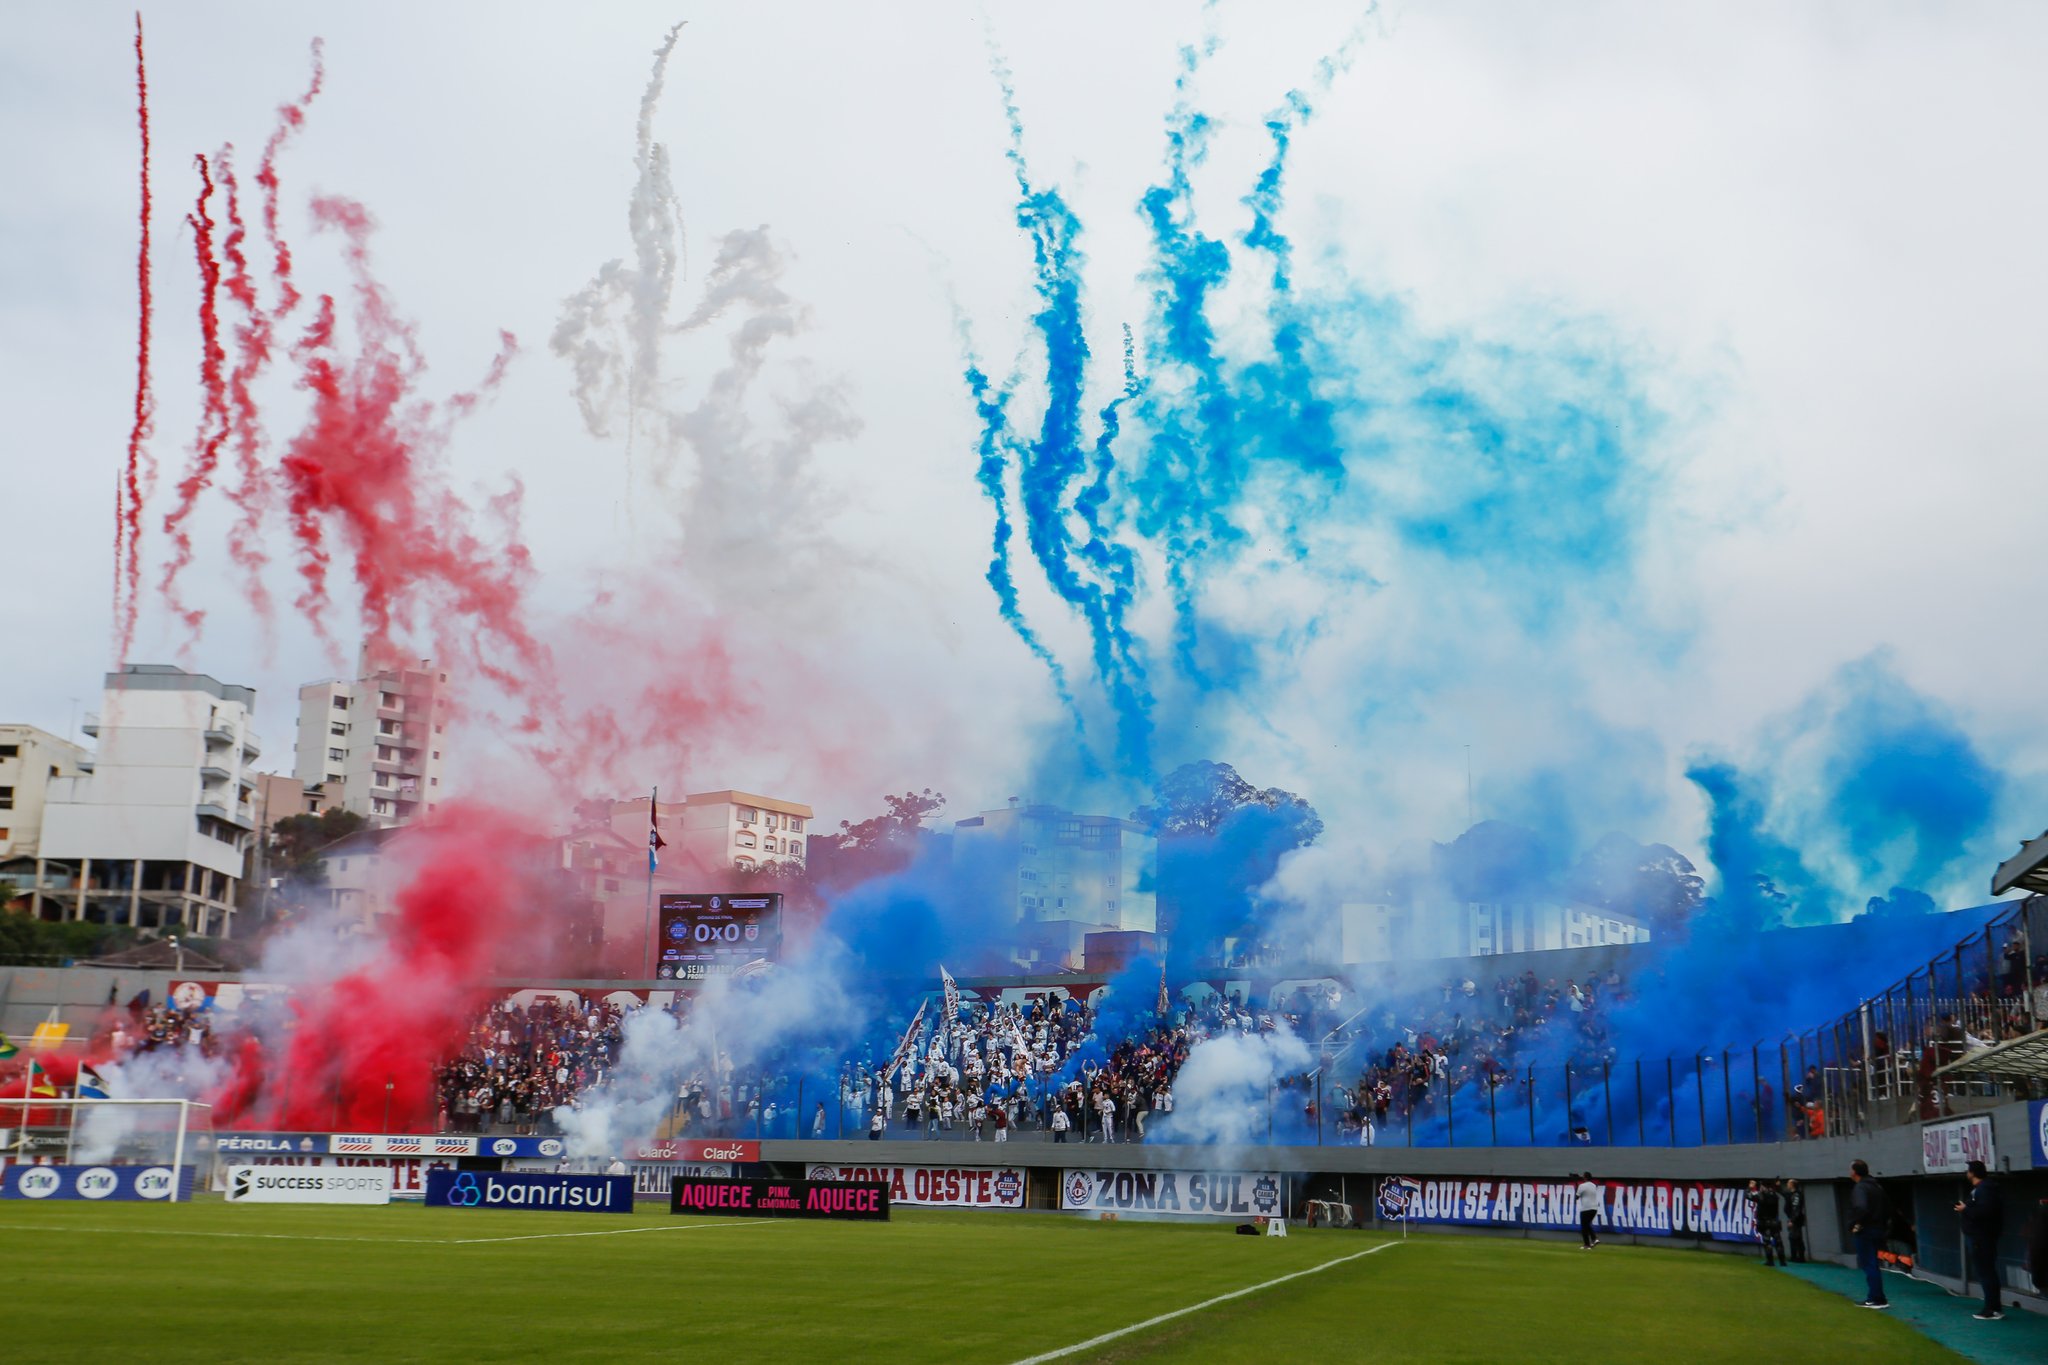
[3,2,2043,899]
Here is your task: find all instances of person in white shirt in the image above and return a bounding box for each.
[1050,1105,1071,1143]
[605,1157,628,1176]
[1575,1174,1602,1248]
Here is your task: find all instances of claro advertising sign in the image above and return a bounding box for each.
[224,1166,393,1205]
[425,1170,632,1213]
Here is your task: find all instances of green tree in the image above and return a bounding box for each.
[268,807,369,883]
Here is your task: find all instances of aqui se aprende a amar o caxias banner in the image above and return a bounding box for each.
[1375,1176,1758,1242]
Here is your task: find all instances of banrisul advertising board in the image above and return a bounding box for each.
[424,1170,631,1214]
[1376,1177,1756,1242]
[1061,1169,1282,1218]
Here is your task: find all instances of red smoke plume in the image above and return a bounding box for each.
[115,11,154,662]
[159,153,228,633]
[212,806,541,1130]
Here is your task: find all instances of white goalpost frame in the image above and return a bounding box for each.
[9,1097,214,1202]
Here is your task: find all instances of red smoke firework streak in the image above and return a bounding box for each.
[158,153,228,633]
[115,12,154,661]
[277,194,544,712]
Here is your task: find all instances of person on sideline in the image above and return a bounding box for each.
[1752,1179,1785,1267]
[1783,1179,1808,1263]
[1575,1173,1602,1249]
[1953,1159,2005,1321]
[1849,1160,1891,1309]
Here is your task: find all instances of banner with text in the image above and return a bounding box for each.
[2,1165,194,1202]
[1921,1116,1996,1174]
[671,1176,889,1221]
[224,1166,392,1205]
[1375,1176,1757,1242]
[805,1164,1026,1209]
[1060,1168,1283,1219]
[207,1155,456,1198]
[630,1139,759,1163]
[426,1170,632,1213]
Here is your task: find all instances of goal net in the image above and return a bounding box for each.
[2,1098,215,1202]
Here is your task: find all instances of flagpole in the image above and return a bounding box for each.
[642,786,658,981]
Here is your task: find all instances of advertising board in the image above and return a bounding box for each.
[805,1163,1025,1209]
[1921,1115,1996,1174]
[208,1155,457,1198]
[425,1169,632,1213]
[671,1176,889,1220]
[2031,1100,2048,1170]
[1059,1169,1282,1219]
[1,1165,194,1201]
[224,1166,392,1205]
[630,1139,758,1163]
[1375,1176,1757,1242]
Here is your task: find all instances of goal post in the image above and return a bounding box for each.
[4,1098,215,1202]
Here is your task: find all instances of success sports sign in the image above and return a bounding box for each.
[805,1164,1026,1209]
[1376,1176,1757,1242]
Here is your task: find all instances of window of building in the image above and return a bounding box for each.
[604,878,620,892]
[736,833,756,849]
[328,748,345,762]
[788,818,803,834]
[331,696,348,711]
[0,744,17,758]
[738,808,757,825]
[379,692,396,708]
[337,859,349,872]
[788,839,802,857]
[1019,869,1039,881]
[0,786,12,810]
[0,828,9,841]
[1057,820,1082,840]
[430,777,438,787]
[734,856,756,872]
[432,751,440,761]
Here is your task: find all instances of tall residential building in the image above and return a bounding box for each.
[952,802,1157,971]
[610,790,814,876]
[0,724,91,896]
[35,664,261,936]
[1338,900,1652,964]
[293,647,451,828]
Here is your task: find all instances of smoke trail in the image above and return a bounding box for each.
[114,11,154,662]
[159,154,229,634]
[551,21,686,481]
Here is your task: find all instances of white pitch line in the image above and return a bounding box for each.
[1010,1241,1400,1365]
[446,1219,777,1244]
[0,1218,779,1247]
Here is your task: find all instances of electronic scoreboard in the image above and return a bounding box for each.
[655,893,782,979]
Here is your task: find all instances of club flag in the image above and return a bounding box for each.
[0,1036,16,1060]
[77,1064,110,1101]
[649,791,668,873]
[883,999,927,1084]
[1158,959,1170,1018]
[27,1059,58,1099]
[939,965,962,1059]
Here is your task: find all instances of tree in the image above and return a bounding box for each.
[831,789,946,853]
[1562,831,1705,934]
[1131,761,1321,845]
[268,807,368,883]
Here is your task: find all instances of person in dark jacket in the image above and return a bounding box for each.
[1783,1178,1808,1263]
[2029,1194,2048,1295]
[1848,1159,1890,1309]
[1952,1160,2004,1320]
[1752,1179,1785,1267]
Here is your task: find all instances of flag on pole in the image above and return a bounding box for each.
[939,965,962,1060]
[0,1035,16,1060]
[883,1000,927,1084]
[648,792,668,873]
[1157,958,1170,1018]
[27,1059,58,1099]
[76,1064,110,1101]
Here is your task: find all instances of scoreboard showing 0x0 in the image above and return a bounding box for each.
[657,894,782,977]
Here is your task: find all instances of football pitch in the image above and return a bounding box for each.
[0,1202,1966,1363]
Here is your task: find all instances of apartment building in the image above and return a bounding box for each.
[294,648,451,828]
[952,802,1158,971]
[0,724,91,897]
[35,664,262,936]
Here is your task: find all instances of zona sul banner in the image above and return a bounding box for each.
[1060,1169,1283,1219]
[804,1164,1026,1209]
[425,1170,632,1213]
[671,1176,889,1221]
[1376,1176,1758,1242]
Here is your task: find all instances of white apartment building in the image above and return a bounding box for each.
[953,803,1158,970]
[1339,900,1652,964]
[294,647,451,828]
[0,724,91,896]
[35,665,262,936]
[612,790,814,876]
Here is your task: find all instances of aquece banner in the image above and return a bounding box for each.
[1376,1176,1757,1243]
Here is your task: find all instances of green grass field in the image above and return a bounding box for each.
[0,1201,1966,1364]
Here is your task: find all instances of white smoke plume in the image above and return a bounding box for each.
[1148,1025,1312,1148]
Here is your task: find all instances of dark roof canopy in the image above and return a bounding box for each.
[1991,830,2048,897]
